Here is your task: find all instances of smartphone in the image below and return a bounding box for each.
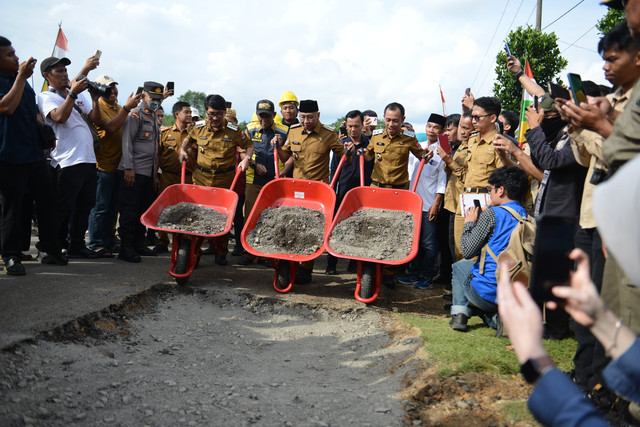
[465,87,471,96]
[529,215,577,305]
[339,126,348,137]
[473,199,482,209]
[166,81,174,92]
[94,49,102,60]
[370,116,378,126]
[504,43,512,58]
[567,73,587,106]
[533,95,539,111]
[136,86,143,96]
[495,121,503,134]
[547,82,570,101]
[437,134,451,154]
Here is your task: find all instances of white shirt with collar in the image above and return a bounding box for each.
[409,140,447,211]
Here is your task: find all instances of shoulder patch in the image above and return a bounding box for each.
[372,129,383,136]
[247,122,259,131]
[195,120,206,128]
[131,112,140,120]
[275,123,289,133]
[227,122,238,131]
[289,123,301,129]
[323,124,334,132]
[403,129,416,138]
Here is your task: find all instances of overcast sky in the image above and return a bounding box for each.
[2,0,614,126]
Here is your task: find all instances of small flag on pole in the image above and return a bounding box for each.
[517,60,535,147]
[439,85,447,117]
[42,25,69,92]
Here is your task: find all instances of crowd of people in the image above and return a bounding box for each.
[1,0,640,423]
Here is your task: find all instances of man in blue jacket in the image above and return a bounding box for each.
[450,166,529,333]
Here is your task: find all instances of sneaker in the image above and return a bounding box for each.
[397,274,419,285]
[414,278,433,290]
[4,257,26,276]
[450,313,469,331]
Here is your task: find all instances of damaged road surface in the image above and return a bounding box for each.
[0,285,422,426]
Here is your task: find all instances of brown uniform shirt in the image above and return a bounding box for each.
[443,141,470,214]
[158,124,196,188]
[187,118,251,187]
[463,129,503,189]
[367,128,424,186]
[282,122,344,183]
[94,98,123,172]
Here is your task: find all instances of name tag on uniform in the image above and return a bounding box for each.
[376,142,384,146]
[166,137,175,141]
[292,141,301,145]
[222,138,232,142]
[199,136,207,140]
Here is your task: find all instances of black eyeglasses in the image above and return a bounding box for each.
[471,114,491,121]
[206,111,225,118]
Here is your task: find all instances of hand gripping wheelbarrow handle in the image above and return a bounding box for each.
[274,145,347,188]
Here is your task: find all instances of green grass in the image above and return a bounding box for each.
[498,400,539,425]
[399,314,577,377]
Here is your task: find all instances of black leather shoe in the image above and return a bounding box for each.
[19,252,34,261]
[231,245,243,256]
[118,247,141,263]
[450,313,469,332]
[41,252,68,265]
[294,267,312,285]
[153,244,168,254]
[4,257,26,276]
[494,314,504,338]
[215,255,228,266]
[237,256,252,266]
[202,246,215,255]
[134,246,157,256]
[68,246,102,259]
[347,260,357,273]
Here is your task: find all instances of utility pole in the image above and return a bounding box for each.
[536,0,543,30]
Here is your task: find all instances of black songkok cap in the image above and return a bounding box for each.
[427,113,446,127]
[299,100,319,113]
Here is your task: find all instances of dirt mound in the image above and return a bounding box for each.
[157,202,227,235]
[246,206,325,255]
[329,208,414,261]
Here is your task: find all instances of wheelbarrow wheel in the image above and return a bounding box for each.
[360,262,376,300]
[276,260,290,290]
[174,238,191,286]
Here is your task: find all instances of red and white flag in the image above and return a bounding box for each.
[42,26,69,91]
[439,85,447,117]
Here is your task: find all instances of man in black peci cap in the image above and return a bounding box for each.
[272,99,353,285]
[116,81,163,263]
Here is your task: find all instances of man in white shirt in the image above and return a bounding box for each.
[37,55,102,258]
[399,113,447,289]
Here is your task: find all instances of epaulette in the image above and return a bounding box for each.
[160,126,170,132]
[372,129,383,136]
[195,120,206,128]
[131,112,140,120]
[323,124,334,132]
[289,123,301,129]
[227,122,238,131]
[403,129,416,138]
[275,123,289,133]
[469,131,479,137]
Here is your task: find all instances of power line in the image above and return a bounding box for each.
[471,0,511,89]
[526,3,537,25]
[542,0,585,31]
[561,25,597,54]
[506,0,527,33]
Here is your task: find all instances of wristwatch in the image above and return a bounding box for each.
[68,91,78,100]
[520,355,554,384]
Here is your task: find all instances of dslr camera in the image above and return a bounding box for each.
[76,75,112,98]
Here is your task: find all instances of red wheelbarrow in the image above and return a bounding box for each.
[326,154,426,303]
[141,161,242,285]
[241,149,347,292]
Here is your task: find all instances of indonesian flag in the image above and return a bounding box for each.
[439,85,447,117]
[517,60,535,147]
[42,27,69,92]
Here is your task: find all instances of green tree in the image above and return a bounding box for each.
[493,26,568,113]
[596,8,626,35]
[329,116,346,132]
[178,90,207,117]
[162,114,175,127]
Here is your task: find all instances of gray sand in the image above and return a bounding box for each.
[157,202,228,235]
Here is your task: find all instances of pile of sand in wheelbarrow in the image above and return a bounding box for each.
[329,208,414,261]
[246,206,325,255]
[157,202,228,235]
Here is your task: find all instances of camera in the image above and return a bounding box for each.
[76,75,112,98]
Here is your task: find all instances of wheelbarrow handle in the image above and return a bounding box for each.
[274,146,280,179]
[181,159,186,185]
[359,152,365,188]
[410,157,426,193]
[329,154,348,190]
[229,166,244,191]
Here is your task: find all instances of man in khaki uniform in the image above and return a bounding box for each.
[363,102,427,189]
[274,99,353,284]
[454,97,505,258]
[179,94,253,265]
[154,101,197,253]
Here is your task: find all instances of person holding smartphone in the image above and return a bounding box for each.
[0,36,68,274]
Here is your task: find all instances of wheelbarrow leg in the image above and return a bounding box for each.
[273,260,297,293]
